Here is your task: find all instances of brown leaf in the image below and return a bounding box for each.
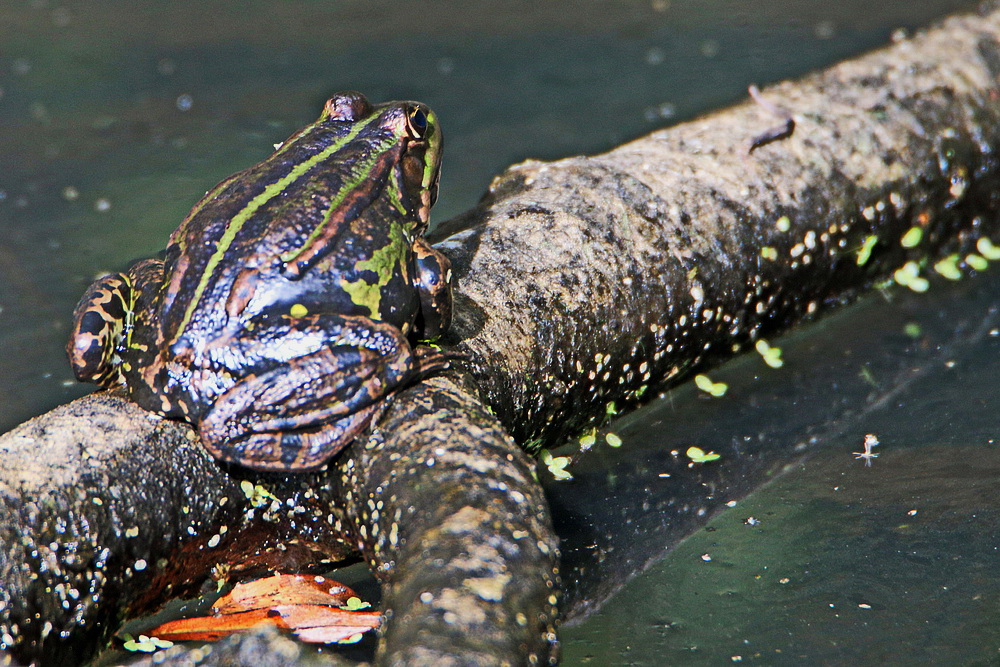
[271,604,381,643]
[213,573,354,614]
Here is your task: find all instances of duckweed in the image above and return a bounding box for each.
[344,596,371,611]
[240,480,278,508]
[754,339,784,369]
[900,226,923,248]
[694,374,727,397]
[966,253,988,271]
[540,449,573,481]
[933,254,961,280]
[760,246,778,261]
[893,261,929,292]
[686,446,721,463]
[122,634,173,653]
[977,237,1000,260]
[856,235,878,266]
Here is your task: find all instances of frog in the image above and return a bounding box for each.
[66,91,453,471]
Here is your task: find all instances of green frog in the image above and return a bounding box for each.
[66,91,453,471]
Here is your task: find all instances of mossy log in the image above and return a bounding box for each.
[4,5,1000,665]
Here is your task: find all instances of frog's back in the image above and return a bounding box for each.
[156,118,413,349]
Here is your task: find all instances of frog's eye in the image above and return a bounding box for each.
[406,107,428,138]
[324,92,371,122]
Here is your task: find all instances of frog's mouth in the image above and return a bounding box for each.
[400,138,441,225]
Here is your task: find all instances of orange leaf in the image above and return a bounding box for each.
[214,573,354,614]
[148,608,280,641]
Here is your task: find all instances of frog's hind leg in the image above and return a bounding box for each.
[199,316,423,471]
[67,272,134,386]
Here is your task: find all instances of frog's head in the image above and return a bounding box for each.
[319,91,443,227]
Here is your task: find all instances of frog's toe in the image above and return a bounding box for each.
[412,345,457,378]
[412,237,453,341]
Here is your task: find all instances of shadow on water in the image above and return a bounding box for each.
[549,268,1000,664]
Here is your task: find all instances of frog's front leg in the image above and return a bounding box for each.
[412,236,452,341]
[199,314,449,471]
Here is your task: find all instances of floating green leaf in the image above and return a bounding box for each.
[900,226,923,248]
[686,446,721,464]
[694,374,727,397]
[977,237,1000,260]
[966,253,988,271]
[540,449,573,481]
[344,596,370,611]
[933,254,961,280]
[122,634,173,653]
[241,480,278,508]
[893,261,929,292]
[754,339,784,369]
[856,235,878,266]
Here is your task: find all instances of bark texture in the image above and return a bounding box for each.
[4,4,1000,665]
[336,377,558,665]
[437,4,1000,448]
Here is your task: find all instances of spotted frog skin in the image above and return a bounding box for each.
[67,92,453,471]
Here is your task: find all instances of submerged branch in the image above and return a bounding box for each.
[4,5,1000,665]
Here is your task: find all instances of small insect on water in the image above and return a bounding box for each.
[854,433,880,466]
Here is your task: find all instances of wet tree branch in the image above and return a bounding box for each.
[4,4,1000,665]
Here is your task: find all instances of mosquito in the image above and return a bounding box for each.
[854,433,879,466]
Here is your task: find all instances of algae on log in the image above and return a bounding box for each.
[4,5,1000,665]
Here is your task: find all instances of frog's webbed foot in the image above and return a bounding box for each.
[202,402,381,472]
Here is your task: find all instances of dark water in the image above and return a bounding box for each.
[553,269,1000,664]
[0,1,989,663]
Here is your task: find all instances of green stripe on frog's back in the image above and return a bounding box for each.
[169,137,327,259]
[279,134,404,267]
[171,113,383,340]
[169,126,320,254]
